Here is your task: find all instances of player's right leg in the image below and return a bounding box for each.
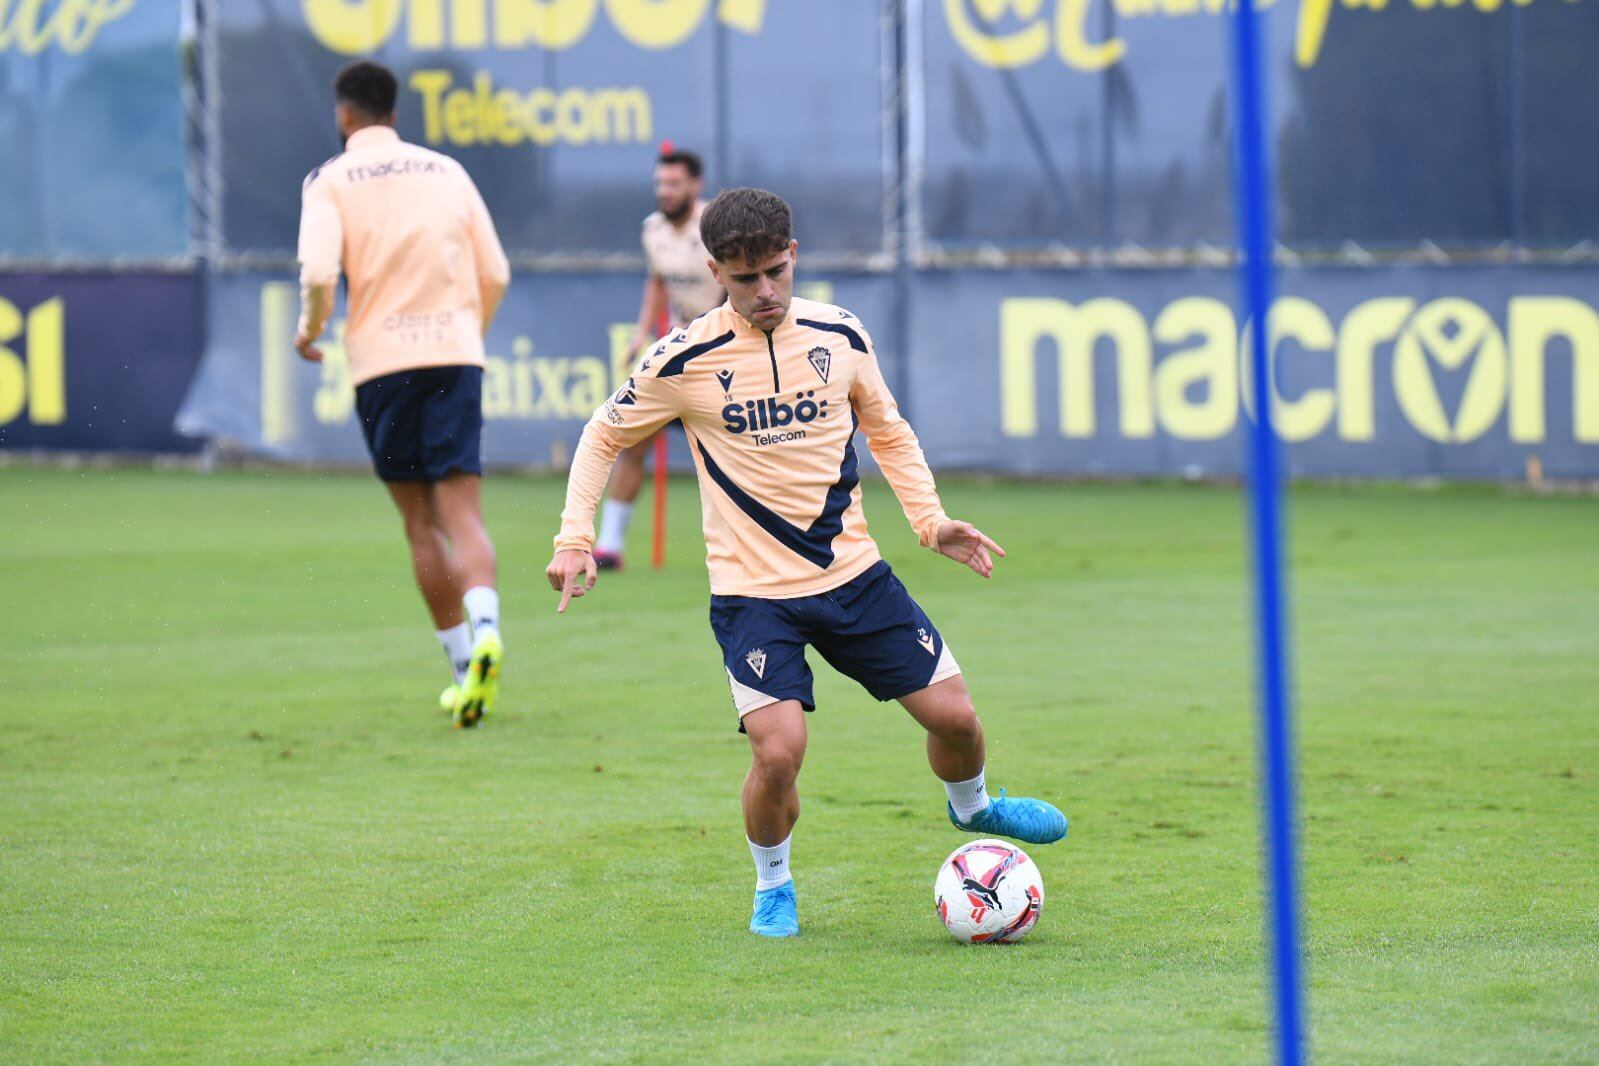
[742,701,806,938]
[593,433,654,570]
[420,366,499,728]
[355,369,474,715]
[709,592,817,937]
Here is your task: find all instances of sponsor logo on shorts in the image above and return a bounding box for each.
[917,627,937,656]
[746,647,767,679]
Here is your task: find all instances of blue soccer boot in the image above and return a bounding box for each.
[948,789,1068,845]
[750,881,800,938]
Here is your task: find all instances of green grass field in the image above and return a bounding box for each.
[1,467,1594,1063]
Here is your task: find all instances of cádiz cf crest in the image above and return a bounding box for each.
[806,346,831,384]
[745,647,768,679]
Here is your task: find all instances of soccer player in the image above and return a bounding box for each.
[592,149,724,570]
[546,188,1067,937]
[295,61,511,728]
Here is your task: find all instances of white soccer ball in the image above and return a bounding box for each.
[934,838,1044,944]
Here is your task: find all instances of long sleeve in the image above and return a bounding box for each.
[296,171,343,341]
[850,335,949,550]
[466,177,510,329]
[554,368,683,553]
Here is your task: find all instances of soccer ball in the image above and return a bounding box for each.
[934,838,1044,944]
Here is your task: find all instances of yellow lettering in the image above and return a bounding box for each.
[23,297,64,424]
[605,0,710,49]
[0,297,26,425]
[512,339,537,415]
[1296,0,1333,66]
[943,0,1051,68]
[532,357,572,418]
[495,0,598,49]
[1000,297,1152,439]
[1152,297,1237,440]
[570,357,609,412]
[453,0,489,46]
[0,0,136,56]
[410,69,454,143]
[1392,298,1506,443]
[483,353,515,417]
[1335,297,1412,441]
[1508,297,1599,444]
[494,90,524,144]
[303,0,407,55]
[1055,0,1126,70]
[1242,297,1336,443]
[557,88,592,145]
[716,0,767,33]
[311,325,355,426]
[444,87,477,144]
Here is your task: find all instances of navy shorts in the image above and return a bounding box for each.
[354,365,483,482]
[709,561,961,730]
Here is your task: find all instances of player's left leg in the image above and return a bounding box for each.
[433,472,499,727]
[898,678,1067,845]
[808,561,1067,846]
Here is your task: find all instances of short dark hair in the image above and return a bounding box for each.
[656,149,702,180]
[335,61,398,120]
[700,188,792,265]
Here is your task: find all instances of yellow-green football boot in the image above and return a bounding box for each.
[456,630,502,728]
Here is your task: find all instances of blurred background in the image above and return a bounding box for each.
[2,0,1597,480]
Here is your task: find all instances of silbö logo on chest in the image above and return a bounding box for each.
[722,391,830,438]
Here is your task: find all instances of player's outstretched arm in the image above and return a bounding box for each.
[933,520,1007,579]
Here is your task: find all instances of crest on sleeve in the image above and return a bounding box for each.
[806,346,831,384]
[613,377,637,406]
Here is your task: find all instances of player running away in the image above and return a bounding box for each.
[593,148,724,571]
[295,61,510,728]
[546,188,1067,937]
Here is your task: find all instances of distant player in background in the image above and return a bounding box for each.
[592,148,724,570]
[547,188,1066,937]
[294,61,511,728]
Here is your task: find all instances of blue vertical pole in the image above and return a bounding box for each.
[1228,4,1307,1065]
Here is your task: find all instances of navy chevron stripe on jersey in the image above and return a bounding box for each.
[796,318,868,353]
[693,416,861,569]
[657,331,736,378]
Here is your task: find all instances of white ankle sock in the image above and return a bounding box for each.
[596,498,633,555]
[436,622,472,684]
[463,586,499,638]
[749,834,792,890]
[945,769,991,822]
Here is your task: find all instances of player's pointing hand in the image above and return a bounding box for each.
[934,520,1006,579]
[547,549,599,613]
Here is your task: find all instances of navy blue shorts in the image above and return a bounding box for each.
[709,561,961,730]
[354,365,483,482]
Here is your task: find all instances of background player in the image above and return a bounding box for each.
[592,148,724,570]
[546,188,1067,937]
[295,61,511,728]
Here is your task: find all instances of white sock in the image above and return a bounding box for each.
[945,768,991,822]
[436,622,473,685]
[595,498,633,555]
[749,834,792,890]
[463,586,499,638]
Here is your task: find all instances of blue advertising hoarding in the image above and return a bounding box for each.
[0,272,202,452]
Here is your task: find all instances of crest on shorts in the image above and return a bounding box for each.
[716,368,735,397]
[807,346,831,384]
[745,648,768,679]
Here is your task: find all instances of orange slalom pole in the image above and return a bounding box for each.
[651,433,668,569]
